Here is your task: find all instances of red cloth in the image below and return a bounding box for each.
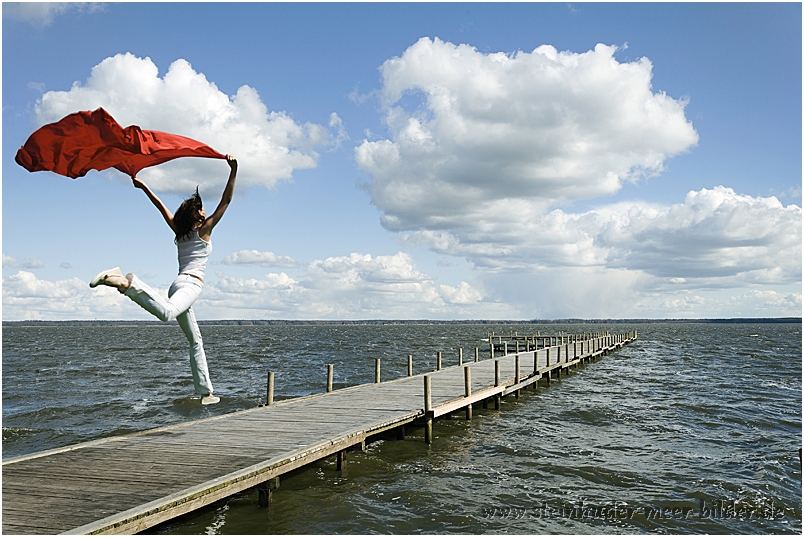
[15,108,226,179]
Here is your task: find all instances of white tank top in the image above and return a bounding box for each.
[177,229,212,280]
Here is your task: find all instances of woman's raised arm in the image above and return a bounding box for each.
[133,177,177,234]
[198,155,237,239]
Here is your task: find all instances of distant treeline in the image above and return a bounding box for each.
[3,318,800,327]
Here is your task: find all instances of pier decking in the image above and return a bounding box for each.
[3,331,636,534]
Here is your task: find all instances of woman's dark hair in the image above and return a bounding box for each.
[174,187,205,241]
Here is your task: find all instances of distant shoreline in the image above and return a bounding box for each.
[3,318,801,327]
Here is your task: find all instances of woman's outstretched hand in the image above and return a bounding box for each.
[132,177,147,190]
[226,155,238,172]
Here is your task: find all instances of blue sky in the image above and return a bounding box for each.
[3,2,801,320]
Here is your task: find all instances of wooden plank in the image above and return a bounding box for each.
[2,484,182,504]
[430,385,506,418]
[3,522,68,534]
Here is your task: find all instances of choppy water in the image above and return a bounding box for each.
[3,322,801,534]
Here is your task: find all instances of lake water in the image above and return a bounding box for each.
[2,321,801,534]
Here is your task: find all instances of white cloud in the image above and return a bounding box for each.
[2,254,496,320]
[2,270,148,320]
[350,38,800,318]
[440,282,484,305]
[22,257,45,269]
[202,252,494,319]
[730,290,802,314]
[9,39,800,321]
[32,53,338,196]
[3,2,103,28]
[598,186,801,283]
[403,187,800,289]
[328,113,349,149]
[222,250,299,268]
[356,38,698,233]
[2,254,44,269]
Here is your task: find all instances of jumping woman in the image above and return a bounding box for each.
[89,155,238,405]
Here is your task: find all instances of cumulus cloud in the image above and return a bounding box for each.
[2,270,149,320]
[3,254,495,320]
[3,2,103,28]
[202,252,492,319]
[351,38,800,317]
[440,282,484,305]
[598,186,801,283]
[404,187,801,288]
[32,53,338,195]
[222,250,299,268]
[356,38,698,232]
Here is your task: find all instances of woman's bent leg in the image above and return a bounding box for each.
[176,306,214,395]
[124,275,200,322]
[124,274,211,395]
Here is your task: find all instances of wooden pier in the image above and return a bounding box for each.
[3,331,636,535]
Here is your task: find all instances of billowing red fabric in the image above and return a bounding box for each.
[15,108,226,179]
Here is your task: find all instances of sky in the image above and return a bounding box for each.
[2,2,801,321]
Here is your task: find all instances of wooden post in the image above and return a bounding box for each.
[494,359,501,410]
[266,371,274,406]
[475,347,479,362]
[516,340,520,354]
[464,365,472,420]
[437,351,442,371]
[515,354,521,398]
[554,346,561,378]
[327,364,334,392]
[504,341,508,356]
[375,358,381,383]
[337,450,347,471]
[458,348,463,366]
[424,375,433,444]
[258,477,280,508]
[490,335,495,359]
[408,355,413,377]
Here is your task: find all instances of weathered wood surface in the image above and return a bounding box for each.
[3,332,635,535]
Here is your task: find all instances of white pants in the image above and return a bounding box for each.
[124,274,213,395]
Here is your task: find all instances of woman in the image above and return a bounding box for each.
[90,155,238,405]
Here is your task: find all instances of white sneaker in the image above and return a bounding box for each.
[89,267,123,288]
[201,394,220,405]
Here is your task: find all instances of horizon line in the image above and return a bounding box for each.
[3,317,801,326]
